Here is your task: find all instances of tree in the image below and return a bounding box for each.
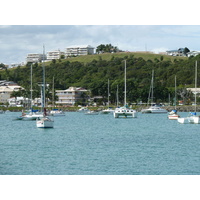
[96,44,119,54]
[0,63,6,70]
[184,47,190,56]
[60,55,65,59]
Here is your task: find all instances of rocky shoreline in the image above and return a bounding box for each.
[137,105,200,112]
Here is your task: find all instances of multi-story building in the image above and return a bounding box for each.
[0,81,24,104]
[26,53,47,63]
[55,87,88,105]
[47,50,65,60]
[187,51,200,57]
[10,62,25,68]
[66,45,94,57]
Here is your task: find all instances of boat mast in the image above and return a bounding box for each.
[175,75,177,110]
[195,60,197,113]
[52,76,54,108]
[124,60,126,106]
[151,70,154,105]
[108,79,109,108]
[42,45,46,110]
[30,64,33,110]
[116,84,119,107]
[147,70,154,105]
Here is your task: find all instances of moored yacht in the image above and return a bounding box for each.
[100,107,114,114]
[178,61,200,124]
[113,60,137,118]
[36,46,54,128]
[85,110,99,115]
[141,105,168,114]
[177,112,200,124]
[113,105,137,118]
[168,109,180,120]
[23,110,44,120]
[50,109,65,116]
[36,114,54,128]
[168,75,180,120]
[78,107,89,112]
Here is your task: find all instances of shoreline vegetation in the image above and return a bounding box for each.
[0,51,199,109]
[2,105,200,113]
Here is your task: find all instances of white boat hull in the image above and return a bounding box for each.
[100,109,114,114]
[168,114,180,120]
[177,117,188,124]
[141,109,168,114]
[23,113,44,120]
[36,117,54,128]
[178,116,200,124]
[113,107,137,118]
[141,106,168,114]
[188,116,200,124]
[50,110,65,117]
[85,111,99,115]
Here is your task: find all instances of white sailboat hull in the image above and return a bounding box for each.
[168,114,180,120]
[36,117,54,128]
[141,106,168,114]
[100,109,114,114]
[178,116,200,124]
[113,107,137,118]
[50,110,65,117]
[177,117,188,124]
[188,116,200,124]
[85,110,99,115]
[23,113,44,120]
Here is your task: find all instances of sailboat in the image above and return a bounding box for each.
[50,77,65,117]
[141,70,168,114]
[100,79,114,114]
[36,46,54,128]
[113,60,137,118]
[178,61,200,124]
[23,64,43,120]
[168,75,180,120]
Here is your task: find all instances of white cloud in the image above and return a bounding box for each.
[1,25,200,65]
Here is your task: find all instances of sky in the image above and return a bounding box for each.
[1,25,200,65]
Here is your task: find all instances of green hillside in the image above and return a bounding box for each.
[0,51,198,105]
[58,52,186,64]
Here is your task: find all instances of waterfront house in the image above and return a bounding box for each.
[55,87,88,106]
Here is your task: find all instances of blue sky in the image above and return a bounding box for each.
[1,25,200,65]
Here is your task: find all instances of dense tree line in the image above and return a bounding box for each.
[96,44,119,54]
[1,53,200,105]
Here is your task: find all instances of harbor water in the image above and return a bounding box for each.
[0,111,200,175]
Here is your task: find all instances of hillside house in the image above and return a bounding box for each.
[55,87,88,106]
[26,53,46,63]
[0,80,24,104]
[66,45,94,57]
[166,48,185,56]
[47,50,65,60]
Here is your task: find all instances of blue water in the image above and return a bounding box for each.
[0,112,200,175]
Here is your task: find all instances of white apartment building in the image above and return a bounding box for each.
[56,87,88,105]
[66,45,94,57]
[0,85,24,104]
[10,62,25,68]
[26,53,47,63]
[47,50,65,60]
[187,51,200,57]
